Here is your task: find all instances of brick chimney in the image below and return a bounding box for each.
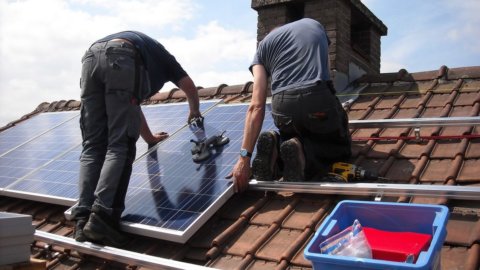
[251,0,387,91]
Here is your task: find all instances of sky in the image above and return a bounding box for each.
[0,0,479,127]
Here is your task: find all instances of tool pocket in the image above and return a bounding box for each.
[105,47,136,94]
[302,92,342,135]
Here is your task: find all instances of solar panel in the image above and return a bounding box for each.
[0,114,81,191]
[0,112,78,157]
[3,145,83,205]
[136,100,219,159]
[2,101,220,205]
[118,103,275,243]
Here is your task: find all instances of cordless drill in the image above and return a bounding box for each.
[329,162,387,182]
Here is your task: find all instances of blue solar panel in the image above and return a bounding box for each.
[4,145,83,204]
[2,101,220,204]
[0,115,81,190]
[0,112,78,156]
[136,100,219,158]
[3,101,279,243]
[120,103,275,242]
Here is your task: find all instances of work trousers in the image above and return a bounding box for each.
[271,82,352,179]
[72,40,142,223]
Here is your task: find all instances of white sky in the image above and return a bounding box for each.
[1,0,479,127]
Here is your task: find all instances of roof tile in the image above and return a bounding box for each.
[384,158,417,182]
[282,199,330,230]
[460,79,480,92]
[420,159,454,182]
[347,109,368,120]
[208,254,246,270]
[445,210,480,246]
[374,94,403,109]
[399,140,432,158]
[349,95,378,110]
[255,228,303,262]
[457,160,480,182]
[465,139,480,158]
[430,139,463,159]
[400,93,423,108]
[222,224,270,257]
[290,234,314,268]
[250,197,296,225]
[447,66,480,80]
[2,64,480,270]
[368,141,400,158]
[454,91,480,106]
[426,93,456,107]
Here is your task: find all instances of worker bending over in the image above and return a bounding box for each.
[71,31,202,246]
[230,18,351,192]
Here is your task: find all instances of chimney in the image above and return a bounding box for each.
[251,0,387,91]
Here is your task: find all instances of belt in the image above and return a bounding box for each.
[279,81,331,95]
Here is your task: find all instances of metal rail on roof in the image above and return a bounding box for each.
[34,230,216,270]
[249,180,480,201]
[349,116,480,129]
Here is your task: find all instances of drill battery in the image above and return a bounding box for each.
[328,162,385,182]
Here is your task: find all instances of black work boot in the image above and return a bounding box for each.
[74,219,87,242]
[252,131,279,181]
[83,212,129,247]
[280,137,305,182]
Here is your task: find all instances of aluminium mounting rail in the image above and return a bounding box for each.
[349,116,480,128]
[34,230,216,270]
[248,180,480,200]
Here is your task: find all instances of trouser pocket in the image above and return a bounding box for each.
[301,91,342,135]
[272,111,296,136]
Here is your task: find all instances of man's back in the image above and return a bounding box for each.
[252,18,331,94]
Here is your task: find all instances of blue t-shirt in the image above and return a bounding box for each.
[95,31,188,100]
[250,18,331,95]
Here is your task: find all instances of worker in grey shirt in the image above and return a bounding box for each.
[71,31,202,246]
[230,18,351,192]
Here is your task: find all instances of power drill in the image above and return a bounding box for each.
[329,162,387,182]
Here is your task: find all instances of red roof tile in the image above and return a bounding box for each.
[2,65,480,270]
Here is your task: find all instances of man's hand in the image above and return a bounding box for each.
[188,111,204,127]
[145,131,169,146]
[226,158,251,193]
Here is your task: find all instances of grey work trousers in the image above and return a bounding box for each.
[72,40,142,223]
[271,82,352,179]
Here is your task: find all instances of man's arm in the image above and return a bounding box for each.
[229,64,268,192]
[140,109,169,145]
[176,76,201,123]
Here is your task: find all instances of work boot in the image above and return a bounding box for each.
[252,131,279,181]
[83,212,129,247]
[280,137,305,182]
[74,218,87,242]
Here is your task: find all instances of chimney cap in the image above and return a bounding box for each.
[251,0,387,35]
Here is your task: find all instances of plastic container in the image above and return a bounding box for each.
[304,200,449,270]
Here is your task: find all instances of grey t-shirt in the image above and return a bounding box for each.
[250,18,331,95]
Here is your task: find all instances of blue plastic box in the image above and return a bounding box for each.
[304,200,449,270]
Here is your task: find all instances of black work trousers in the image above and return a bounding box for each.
[72,40,142,223]
[271,82,352,179]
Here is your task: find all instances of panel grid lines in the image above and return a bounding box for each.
[121,103,275,241]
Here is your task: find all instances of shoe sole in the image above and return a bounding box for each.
[252,132,277,181]
[280,140,305,182]
[74,220,87,242]
[83,214,129,247]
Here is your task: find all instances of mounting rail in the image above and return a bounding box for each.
[349,116,480,128]
[249,180,480,201]
[34,230,216,270]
